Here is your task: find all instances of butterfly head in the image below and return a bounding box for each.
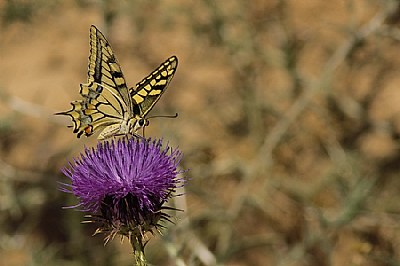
[129,116,150,134]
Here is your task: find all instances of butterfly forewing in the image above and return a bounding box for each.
[86,26,132,114]
[56,25,178,139]
[131,56,178,117]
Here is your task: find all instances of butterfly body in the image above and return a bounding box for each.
[57,25,178,140]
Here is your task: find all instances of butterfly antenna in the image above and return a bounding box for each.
[146,113,178,120]
[141,113,178,138]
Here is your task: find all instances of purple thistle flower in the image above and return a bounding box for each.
[60,137,184,244]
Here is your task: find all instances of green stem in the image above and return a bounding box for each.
[130,235,147,266]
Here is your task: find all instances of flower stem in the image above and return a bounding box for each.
[130,234,147,266]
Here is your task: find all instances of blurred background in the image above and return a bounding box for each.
[1,0,400,265]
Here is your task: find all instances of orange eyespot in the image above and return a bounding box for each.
[84,125,93,136]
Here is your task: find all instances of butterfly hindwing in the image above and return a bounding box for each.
[66,98,122,138]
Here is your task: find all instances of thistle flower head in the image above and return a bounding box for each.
[61,137,184,243]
